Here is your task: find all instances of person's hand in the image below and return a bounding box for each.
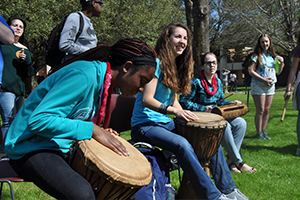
[264,77,273,86]
[204,105,213,113]
[92,124,129,156]
[174,109,199,122]
[232,100,242,105]
[284,91,291,102]
[18,49,26,60]
[276,55,284,63]
[104,128,119,136]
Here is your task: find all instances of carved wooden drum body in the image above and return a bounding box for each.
[71,137,152,200]
[174,112,227,199]
[212,103,248,119]
[174,112,227,166]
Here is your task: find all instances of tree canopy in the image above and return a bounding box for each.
[0,0,185,72]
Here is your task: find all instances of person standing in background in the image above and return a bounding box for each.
[229,72,238,92]
[221,68,230,93]
[0,14,14,155]
[0,17,34,153]
[59,0,103,62]
[249,34,284,140]
[284,34,300,156]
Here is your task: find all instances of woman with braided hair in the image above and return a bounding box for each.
[5,38,157,200]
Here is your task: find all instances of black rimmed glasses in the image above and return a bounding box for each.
[204,61,217,66]
[94,1,103,7]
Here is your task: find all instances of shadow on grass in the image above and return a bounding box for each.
[241,143,298,156]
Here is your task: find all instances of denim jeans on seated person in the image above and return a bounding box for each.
[131,120,236,200]
[221,117,247,164]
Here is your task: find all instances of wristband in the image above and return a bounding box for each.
[159,103,169,114]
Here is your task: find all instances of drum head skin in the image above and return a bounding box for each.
[76,137,152,187]
[175,112,227,129]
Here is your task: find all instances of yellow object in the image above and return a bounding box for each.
[16,49,24,58]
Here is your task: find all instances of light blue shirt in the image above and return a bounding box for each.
[252,52,275,83]
[131,58,173,127]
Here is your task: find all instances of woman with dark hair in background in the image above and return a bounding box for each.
[0,17,34,153]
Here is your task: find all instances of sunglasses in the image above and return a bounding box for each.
[94,1,103,7]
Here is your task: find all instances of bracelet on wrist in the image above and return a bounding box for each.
[159,103,169,114]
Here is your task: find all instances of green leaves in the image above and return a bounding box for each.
[0,0,185,72]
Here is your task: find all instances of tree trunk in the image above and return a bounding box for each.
[192,0,210,75]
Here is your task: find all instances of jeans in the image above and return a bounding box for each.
[296,84,300,146]
[131,121,236,199]
[221,117,246,163]
[9,150,95,200]
[229,81,237,92]
[0,89,24,153]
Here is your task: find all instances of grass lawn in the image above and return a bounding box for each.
[1,88,299,199]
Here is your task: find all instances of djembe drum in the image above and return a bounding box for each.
[70,137,152,200]
[212,103,248,119]
[174,112,227,199]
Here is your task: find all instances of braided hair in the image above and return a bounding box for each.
[49,38,157,75]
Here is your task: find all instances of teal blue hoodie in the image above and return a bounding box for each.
[5,60,107,160]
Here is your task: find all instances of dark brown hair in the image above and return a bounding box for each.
[6,17,26,44]
[155,23,194,95]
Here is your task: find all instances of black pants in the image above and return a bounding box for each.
[9,150,95,200]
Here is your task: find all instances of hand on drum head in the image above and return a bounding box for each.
[104,128,119,136]
[176,110,199,122]
[92,124,129,156]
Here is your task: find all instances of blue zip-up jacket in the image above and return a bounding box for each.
[5,60,107,160]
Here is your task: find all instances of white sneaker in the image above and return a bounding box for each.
[296,148,300,156]
[225,189,249,200]
[219,194,237,200]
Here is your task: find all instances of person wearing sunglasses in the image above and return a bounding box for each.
[59,0,103,63]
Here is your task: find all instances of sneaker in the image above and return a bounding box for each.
[219,194,237,200]
[225,189,249,200]
[262,130,271,140]
[296,148,300,156]
[255,132,265,140]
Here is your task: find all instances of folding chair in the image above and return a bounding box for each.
[0,127,26,200]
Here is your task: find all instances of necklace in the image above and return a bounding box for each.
[199,70,217,96]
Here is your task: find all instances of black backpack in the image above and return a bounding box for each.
[45,12,84,68]
[242,52,253,87]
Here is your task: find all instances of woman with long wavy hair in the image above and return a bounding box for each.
[131,23,248,200]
